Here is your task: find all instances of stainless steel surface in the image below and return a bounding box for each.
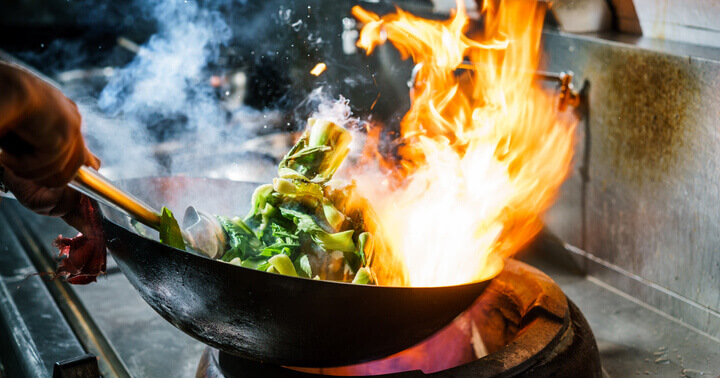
[542,30,720,338]
[71,272,208,377]
[0,204,90,377]
[526,251,720,377]
[0,199,202,377]
[1,200,131,378]
[0,269,47,378]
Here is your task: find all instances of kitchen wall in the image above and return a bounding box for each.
[543,30,720,340]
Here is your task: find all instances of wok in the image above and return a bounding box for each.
[100,176,490,367]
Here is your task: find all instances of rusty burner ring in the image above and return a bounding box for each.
[197,259,601,377]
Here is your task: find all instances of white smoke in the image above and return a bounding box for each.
[97,0,231,147]
[72,0,357,182]
[307,87,352,127]
[79,105,160,178]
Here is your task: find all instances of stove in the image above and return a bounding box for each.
[197,259,601,377]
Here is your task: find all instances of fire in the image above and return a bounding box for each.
[310,62,327,76]
[350,0,576,286]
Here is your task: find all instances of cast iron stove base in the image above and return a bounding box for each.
[196,260,601,377]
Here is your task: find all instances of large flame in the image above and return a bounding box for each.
[350,0,576,287]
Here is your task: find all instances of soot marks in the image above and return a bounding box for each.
[594,47,701,187]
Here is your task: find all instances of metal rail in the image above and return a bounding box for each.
[0,269,48,378]
[2,203,132,378]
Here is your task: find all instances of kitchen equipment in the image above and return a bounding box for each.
[99,176,491,367]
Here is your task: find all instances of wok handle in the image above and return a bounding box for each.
[69,166,162,231]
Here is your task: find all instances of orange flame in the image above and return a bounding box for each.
[350,0,576,287]
[310,62,327,76]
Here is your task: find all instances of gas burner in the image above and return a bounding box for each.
[196,260,601,377]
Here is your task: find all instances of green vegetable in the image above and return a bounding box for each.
[322,199,345,230]
[344,251,362,273]
[210,118,377,284]
[273,178,297,195]
[268,254,299,276]
[278,118,352,183]
[357,232,373,266]
[294,254,312,278]
[352,267,373,285]
[159,207,185,251]
[240,258,269,270]
[246,184,274,219]
[219,216,262,262]
[278,208,356,252]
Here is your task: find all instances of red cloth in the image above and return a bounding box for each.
[52,196,106,284]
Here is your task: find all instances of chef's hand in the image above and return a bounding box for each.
[0,62,99,230]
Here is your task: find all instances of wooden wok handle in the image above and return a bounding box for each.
[69,166,162,230]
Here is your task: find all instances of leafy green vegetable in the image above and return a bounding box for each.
[272,178,297,195]
[219,216,261,262]
[322,199,345,230]
[278,208,356,252]
[268,254,299,277]
[357,232,373,266]
[245,184,274,219]
[212,118,377,284]
[240,258,269,270]
[352,267,373,285]
[294,254,312,278]
[278,118,352,183]
[343,251,362,273]
[159,207,185,251]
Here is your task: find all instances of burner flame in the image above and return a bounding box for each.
[350,0,576,286]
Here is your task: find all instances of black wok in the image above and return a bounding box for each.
[100,176,490,367]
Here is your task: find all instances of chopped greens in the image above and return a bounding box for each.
[268,254,299,277]
[352,267,373,285]
[214,118,376,284]
[278,119,352,183]
[218,216,262,262]
[159,207,185,251]
[294,254,312,278]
